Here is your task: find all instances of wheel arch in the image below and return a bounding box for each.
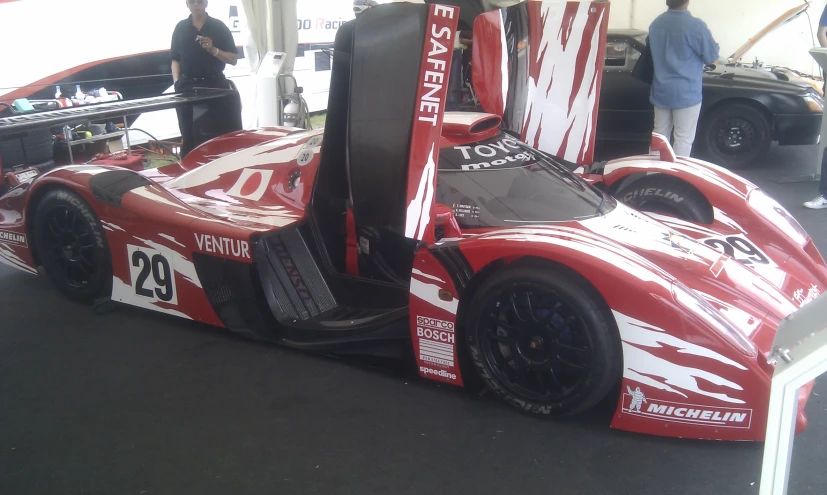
[455,253,625,377]
[454,251,627,409]
[458,255,616,318]
[24,182,75,266]
[609,172,715,225]
[453,256,505,390]
[701,97,776,137]
[600,155,754,220]
[453,233,678,339]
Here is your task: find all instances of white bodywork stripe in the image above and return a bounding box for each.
[523,2,604,162]
[412,268,446,283]
[498,10,509,110]
[405,144,437,240]
[615,311,747,405]
[410,277,458,315]
[0,243,36,274]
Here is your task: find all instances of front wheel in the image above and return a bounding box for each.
[34,189,112,302]
[465,263,622,417]
[695,103,772,169]
[616,175,714,224]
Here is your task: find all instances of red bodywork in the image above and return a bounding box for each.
[0,2,824,442]
[7,112,822,441]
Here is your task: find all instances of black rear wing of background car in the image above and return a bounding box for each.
[0,89,233,138]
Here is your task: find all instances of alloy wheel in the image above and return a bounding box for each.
[41,206,98,289]
[480,284,594,403]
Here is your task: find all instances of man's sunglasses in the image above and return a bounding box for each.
[187,0,205,4]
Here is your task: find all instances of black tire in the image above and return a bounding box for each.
[22,129,54,165]
[465,263,622,417]
[0,137,25,169]
[696,102,772,169]
[616,174,713,224]
[34,189,112,302]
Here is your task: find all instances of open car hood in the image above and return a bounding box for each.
[728,2,810,63]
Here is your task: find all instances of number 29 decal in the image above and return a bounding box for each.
[701,235,775,267]
[127,245,178,305]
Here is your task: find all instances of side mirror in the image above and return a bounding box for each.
[434,203,463,241]
[650,132,676,162]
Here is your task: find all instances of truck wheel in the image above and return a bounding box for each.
[465,263,621,417]
[34,189,111,302]
[696,103,771,169]
[616,175,713,224]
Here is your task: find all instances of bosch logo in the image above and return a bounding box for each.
[416,316,454,331]
[419,366,457,381]
[417,327,455,344]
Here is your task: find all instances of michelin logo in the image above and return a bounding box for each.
[627,386,646,412]
[623,387,752,429]
[0,230,27,247]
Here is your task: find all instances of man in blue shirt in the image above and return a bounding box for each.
[648,0,719,157]
[803,4,827,209]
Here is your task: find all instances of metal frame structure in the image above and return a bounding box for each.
[61,118,129,165]
[760,293,827,495]
[0,90,233,137]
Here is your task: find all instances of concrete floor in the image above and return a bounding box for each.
[1,145,825,495]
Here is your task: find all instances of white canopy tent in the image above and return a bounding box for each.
[240,0,299,127]
[241,0,299,74]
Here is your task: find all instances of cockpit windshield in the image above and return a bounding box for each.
[436,134,614,229]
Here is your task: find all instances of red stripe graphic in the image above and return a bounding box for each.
[522,1,610,165]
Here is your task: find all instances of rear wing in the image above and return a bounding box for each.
[0,90,233,137]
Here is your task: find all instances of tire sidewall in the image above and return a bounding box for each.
[465,265,621,417]
[34,189,112,302]
[617,176,713,224]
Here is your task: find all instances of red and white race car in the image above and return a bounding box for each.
[0,3,824,441]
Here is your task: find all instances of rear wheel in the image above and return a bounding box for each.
[34,189,112,302]
[696,103,771,169]
[616,175,713,224]
[465,263,621,417]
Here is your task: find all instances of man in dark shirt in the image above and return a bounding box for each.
[171,0,241,157]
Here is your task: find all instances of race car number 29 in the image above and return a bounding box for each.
[702,235,773,266]
[127,245,178,305]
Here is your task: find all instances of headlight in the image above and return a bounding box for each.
[802,78,825,96]
[803,94,824,113]
[672,283,757,357]
[747,188,809,247]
